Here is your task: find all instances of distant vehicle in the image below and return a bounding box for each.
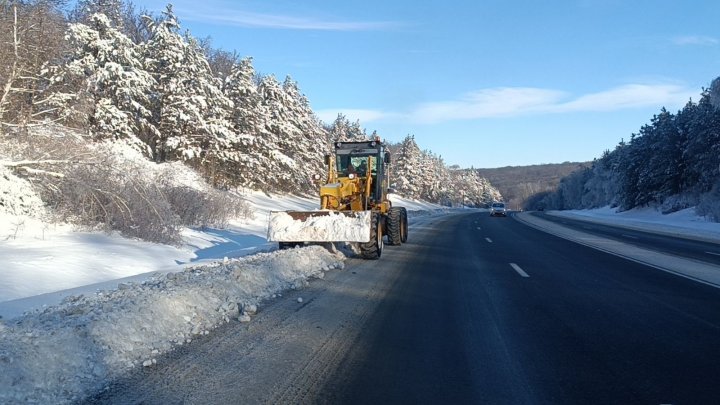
[490,202,507,217]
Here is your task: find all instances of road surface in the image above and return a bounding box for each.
[88,212,720,404]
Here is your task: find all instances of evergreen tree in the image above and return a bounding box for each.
[684,93,720,193]
[39,13,156,153]
[221,56,265,189]
[256,74,306,192]
[70,0,125,29]
[327,114,368,143]
[142,5,234,163]
[709,76,720,110]
[449,169,503,207]
[392,135,423,198]
[282,76,328,181]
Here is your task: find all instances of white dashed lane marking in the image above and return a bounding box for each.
[485,237,493,243]
[510,263,530,278]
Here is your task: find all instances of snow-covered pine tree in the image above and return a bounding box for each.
[221,56,265,189]
[282,76,328,186]
[449,169,502,207]
[581,150,621,209]
[326,114,368,144]
[142,5,234,164]
[709,76,720,110]
[684,92,720,194]
[70,0,125,29]
[39,13,156,153]
[392,135,423,198]
[417,150,445,202]
[256,74,306,192]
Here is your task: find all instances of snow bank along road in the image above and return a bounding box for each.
[85,210,720,404]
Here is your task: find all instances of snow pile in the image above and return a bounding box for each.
[550,206,720,243]
[0,246,344,404]
[0,165,45,218]
[267,210,372,242]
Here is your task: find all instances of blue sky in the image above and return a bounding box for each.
[132,0,718,168]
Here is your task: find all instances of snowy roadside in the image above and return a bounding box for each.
[0,192,448,403]
[0,246,345,404]
[546,206,720,243]
[0,192,446,318]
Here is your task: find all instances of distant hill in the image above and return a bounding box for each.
[476,162,590,210]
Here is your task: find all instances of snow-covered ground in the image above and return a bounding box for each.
[2,196,716,404]
[0,192,443,317]
[548,206,720,243]
[0,191,447,404]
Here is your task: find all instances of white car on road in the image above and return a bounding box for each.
[490,202,507,217]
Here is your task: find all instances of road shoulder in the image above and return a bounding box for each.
[515,212,720,288]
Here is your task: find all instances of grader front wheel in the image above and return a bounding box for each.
[359,214,383,259]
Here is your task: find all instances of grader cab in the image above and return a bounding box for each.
[267,139,408,259]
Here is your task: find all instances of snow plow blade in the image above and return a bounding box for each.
[267,210,372,243]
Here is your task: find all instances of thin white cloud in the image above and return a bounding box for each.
[409,88,567,123]
[184,10,399,31]
[403,83,697,124]
[321,83,698,126]
[672,35,719,46]
[552,84,696,112]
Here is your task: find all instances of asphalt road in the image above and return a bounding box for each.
[89,212,720,404]
[319,212,720,404]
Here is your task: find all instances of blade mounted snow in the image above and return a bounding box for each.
[267,210,372,243]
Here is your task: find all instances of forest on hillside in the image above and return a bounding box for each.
[528,77,720,222]
[477,162,589,210]
[0,1,502,243]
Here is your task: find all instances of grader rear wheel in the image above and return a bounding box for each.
[386,207,403,245]
[400,207,408,243]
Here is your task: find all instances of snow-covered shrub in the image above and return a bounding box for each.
[0,166,46,218]
[160,184,251,229]
[49,155,182,244]
[659,194,697,215]
[697,184,720,222]
[3,126,254,244]
[153,159,253,229]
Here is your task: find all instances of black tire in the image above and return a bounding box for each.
[400,207,408,243]
[386,207,403,245]
[359,214,383,259]
[279,242,300,250]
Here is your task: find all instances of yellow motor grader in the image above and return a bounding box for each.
[267,139,408,259]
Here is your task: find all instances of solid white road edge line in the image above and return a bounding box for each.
[706,251,720,257]
[515,212,720,289]
[510,263,530,278]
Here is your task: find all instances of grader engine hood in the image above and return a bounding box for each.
[267,210,372,243]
